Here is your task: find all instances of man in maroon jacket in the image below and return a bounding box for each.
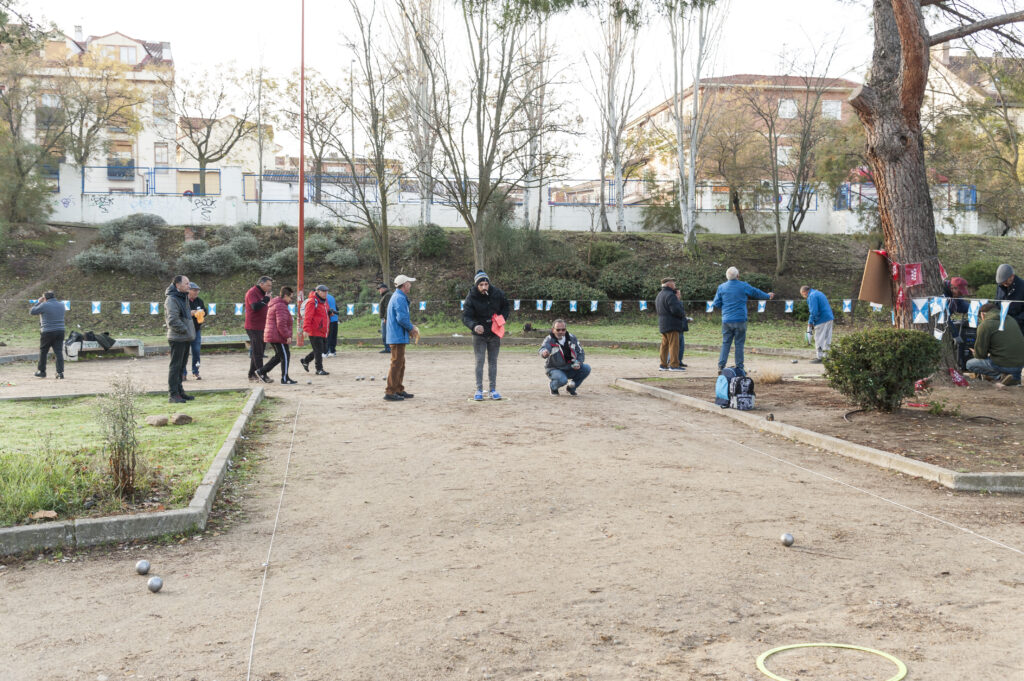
[245,275,274,381]
[300,284,331,376]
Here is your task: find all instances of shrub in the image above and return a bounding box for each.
[326,248,359,269]
[959,259,1003,291]
[974,283,997,300]
[181,238,209,256]
[120,231,158,253]
[303,217,336,234]
[304,234,336,257]
[73,246,119,272]
[356,235,378,265]
[227,233,259,257]
[262,247,299,276]
[824,328,941,412]
[99,375,141,497]
[640,195,682,233]
[517,277,607,304]
[405,222,449,259]
[587,239,629,268]
[117,247,168,276]
[98,213,166,243]
[596,257,648,299]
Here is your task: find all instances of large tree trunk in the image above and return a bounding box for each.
[850,0,942,328]
[730,188,746,234]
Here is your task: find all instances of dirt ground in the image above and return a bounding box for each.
[1,348,1024,680]
[652,367,1024,473]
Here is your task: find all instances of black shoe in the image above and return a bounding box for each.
[379,348,390,353]
[398,391,413,399]
[56,373,64,379]
[567,386,577,396]
[550,387,559,396]
[169,395,186,404]
[193,374,202,381]
[384,393,405,401]
[300,358,310,372]
[256,372,273,384]
[282,377,298,384]
[316,369,329,376]
[248,375,259,382]
[34,371,45,378]
[680,363,688,368]
[181,374,187,381]
[179,392,195,401]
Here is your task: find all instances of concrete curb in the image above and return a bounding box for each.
[614,378,1024,494]
[0,387,264,556]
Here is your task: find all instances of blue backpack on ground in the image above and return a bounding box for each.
[715,367,745,408]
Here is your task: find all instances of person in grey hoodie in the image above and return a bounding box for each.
[30,291,66,379]
[165,275,196,404]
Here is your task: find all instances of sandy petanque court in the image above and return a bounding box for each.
[1,347,1023,680]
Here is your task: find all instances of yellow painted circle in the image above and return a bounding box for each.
[757,643,907,681]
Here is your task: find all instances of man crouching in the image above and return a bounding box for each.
[539,319,591,396]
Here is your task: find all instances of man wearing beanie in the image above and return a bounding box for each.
[462,270,511,400]
[996,264,1024,331]
[30,290,66,379]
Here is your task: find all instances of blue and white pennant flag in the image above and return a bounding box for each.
[614,301,622,312]
[911,298,929,324]
[63,300,70,311]
[536,299,543,311]
[1000,301,1011,331]
[638,300,647,311]
[346,304,354,316]
[842,299,852,313]
[968,300,980,328]
[419,301,426,311]
[757,300,766,313]
[460,300,465,311]
[288,304,296,315]
[785,300,794,313]
[372,303,379,314]
[235,303,243,316]
[569,300,577,312]
[513,299,520,311]
[121,302,131,315]
[208,303,216,315]
[92,301,101,314]
[706,301,714,313]
[590,300,598,312]
[870,302,883,312]
[545,300,553,311]
[150,302,160,315]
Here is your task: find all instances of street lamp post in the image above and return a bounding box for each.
[296,0,307,346]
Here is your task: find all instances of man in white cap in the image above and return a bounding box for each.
[384,274,419,401]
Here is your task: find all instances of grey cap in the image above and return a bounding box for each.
[997,263,1014,284]
[188,282,201,290]
[315,284,329,292]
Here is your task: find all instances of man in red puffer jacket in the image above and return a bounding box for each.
[300,284,331,375]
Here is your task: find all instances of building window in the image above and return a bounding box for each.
[822,100,842,120]
[108,142,134,180]
[154,143,169,166]
[120,46,136,64]
[152,96,171,126]
[778,98,797,119]
[36,94,63,131]
[776,145,792,165]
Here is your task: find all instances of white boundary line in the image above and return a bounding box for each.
[726,438,1024,558]
[246,400,302,681]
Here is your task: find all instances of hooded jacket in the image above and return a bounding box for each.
[539,332,586,372]
[302,291,330,337]
[461,283,511,338]
[264,296,294,344]
[165,284,196,343]
[655,286,686,334]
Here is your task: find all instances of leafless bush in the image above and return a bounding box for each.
[99,375,141,496]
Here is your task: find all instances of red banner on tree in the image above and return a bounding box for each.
[903,263,923,287]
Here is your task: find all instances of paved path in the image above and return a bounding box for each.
[1,348,1022,680]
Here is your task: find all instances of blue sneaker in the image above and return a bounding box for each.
[474,390,484,401]
[490,391,502,400]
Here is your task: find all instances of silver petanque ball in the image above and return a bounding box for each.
[147,576,163,592]
[791,359,798,364]
[135,559,150,575]
[781,533,794,547]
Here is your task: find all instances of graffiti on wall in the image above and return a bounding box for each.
[60,196,76,209]
[190,197,217,222]
[89,195,115,213]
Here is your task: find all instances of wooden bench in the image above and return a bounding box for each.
[200,334,251,351]
[66,338,145,361]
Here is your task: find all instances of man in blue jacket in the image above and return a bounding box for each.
[800,285,834,363]
[325,290,339,356]
[712,267,774,374]
[384,274,419,402]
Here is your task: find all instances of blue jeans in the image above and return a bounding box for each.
[182,328,202,377]
[381,319,391,352]
[965,357,1022,382]
[718,322,747,371]
[547,364,591,392]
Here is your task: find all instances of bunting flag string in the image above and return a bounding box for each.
[911,298,929,324]
[706,301,714,313]
[150,302,160,315]
[121,302,131,315]
[757,300,767,313]
[371,303,379,314]
[513,299,521,311]
[968,300,980,328]
[842,299,852,312]
[590,300,598,312]
[784,300,794,313]
[92,301,101,314]
[419,301,426,311]
[614,301,622,312]
[346,304,355,316]
[1000,301,1010,331]
[569,300,577,312]
[638,300,647,311]
[235,303,244,316]
[208,303,217,315]
[288,304,296,315]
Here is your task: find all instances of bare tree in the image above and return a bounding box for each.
[586,0,646,232]
[250,62,279,226]
[284,68,345,205]
[392,0,438,226]
[323,0,400,285]
[702,91,769,233]
[400,0,566,270]
[56,53,147,169]
[161,68,258,196]
[850,0,1024,327]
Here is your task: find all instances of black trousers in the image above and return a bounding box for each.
[303,336,327,371]
[38,330,65,374]
[327,321,339,353]
[262,342,291,379]
[168,341,189,396]
[246,329,266,377]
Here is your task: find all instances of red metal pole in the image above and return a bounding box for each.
[296,0,306,346]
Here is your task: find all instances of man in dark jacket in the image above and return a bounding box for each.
[30,290,66,379]
[377,282,392,353]
[165,275,196,404]
[996,264,1024,331]
[655,277,686,372]
[244,275,274,381]
[966,302,1024,386]
[462,270,511,400]
[539,319,591,395]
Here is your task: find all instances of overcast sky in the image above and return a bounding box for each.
[19,0,997,175]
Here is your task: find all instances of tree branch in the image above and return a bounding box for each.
[930,10,1024,46]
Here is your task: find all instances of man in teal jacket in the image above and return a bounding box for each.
[712,267,774,374]
[384,274,419,402]
[800,285,834,363]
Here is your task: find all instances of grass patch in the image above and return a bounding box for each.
[0,390,254,527]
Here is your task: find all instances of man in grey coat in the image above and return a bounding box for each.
[30,291,66,379]
[165,275,196,404]
[654,277,686,371]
